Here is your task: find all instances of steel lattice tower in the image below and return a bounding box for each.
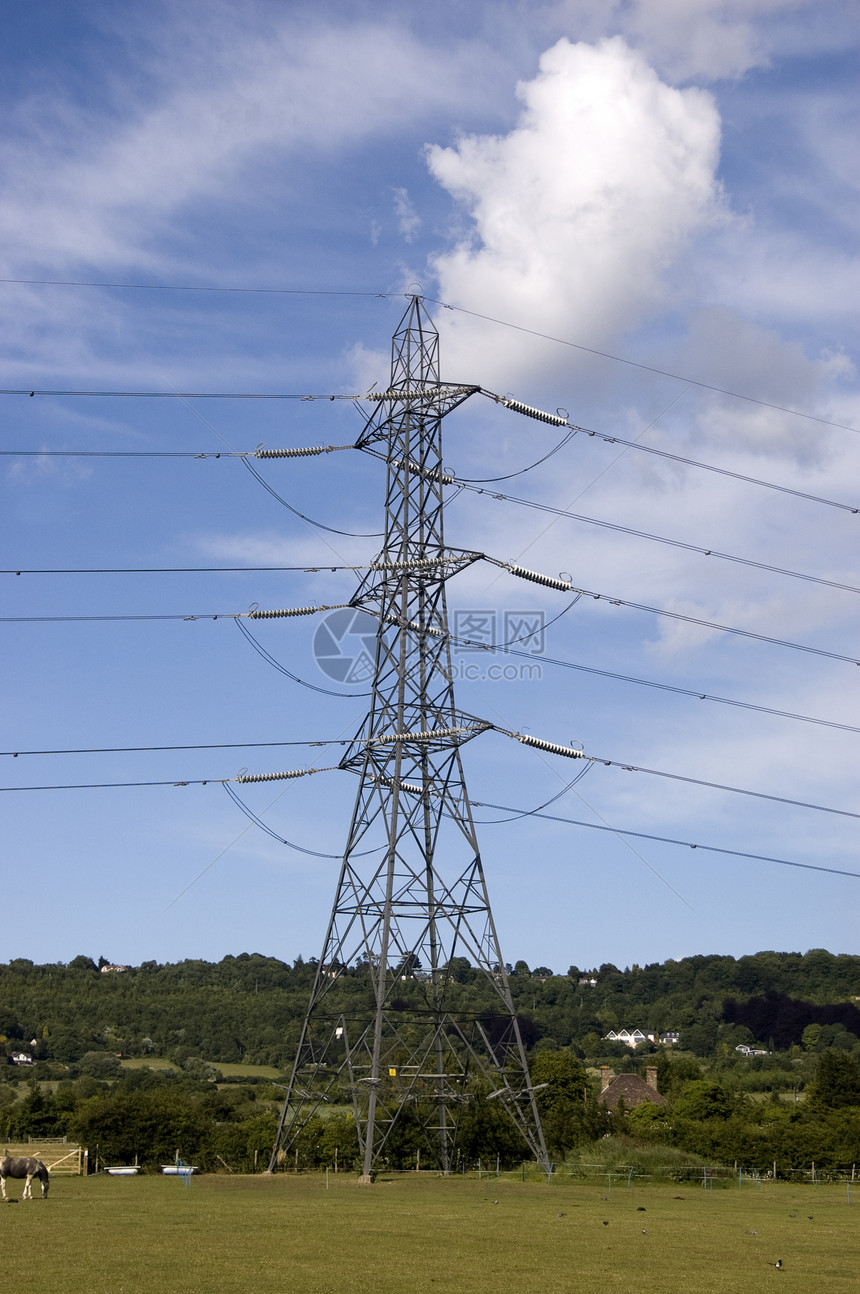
[268,297,550,1180]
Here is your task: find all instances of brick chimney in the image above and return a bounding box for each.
[645,1065,659,1092]
[600,1065,616,1093]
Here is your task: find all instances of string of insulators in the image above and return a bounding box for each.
[389,456,456,485]
[515,733,586,759]
[502,398,568,426]
[370,775,426,796]
[254,444,351,458]
[382,613,446,637]
[247,603,351,619]
[370,555,478,572]
[236,768,317,783]
[506,564,573,592]
[364,386,476,402]
[371,726,485,745]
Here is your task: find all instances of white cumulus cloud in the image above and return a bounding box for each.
[426,37,723,389]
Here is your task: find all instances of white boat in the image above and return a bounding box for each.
[161,1164,198,1175]
[106,1166,139,1176]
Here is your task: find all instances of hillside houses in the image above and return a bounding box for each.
[604,1028,681,1048]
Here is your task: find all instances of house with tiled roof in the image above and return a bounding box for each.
[598,1065,668,1110]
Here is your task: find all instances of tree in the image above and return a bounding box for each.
[68,955,98,972]
[68,1087,217,1167]
[807,1051,860,1109]
[531,1050,594,1160]
[673,1079,735,1121]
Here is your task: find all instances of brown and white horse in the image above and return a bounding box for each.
[0,1156,50,1199]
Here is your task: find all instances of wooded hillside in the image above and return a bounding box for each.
[2,948,859,1067]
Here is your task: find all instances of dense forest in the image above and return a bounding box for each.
[2,949,860,1177]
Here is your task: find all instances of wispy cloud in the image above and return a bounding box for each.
[392,188,422,242]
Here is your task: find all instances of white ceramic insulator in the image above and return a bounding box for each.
[517,734,585,758]
[236,769,310,783]
[255,446,327,458]
[249,606,320,618]
[507,564,572,591]
[502,399,568,426]
[390,457,456,485]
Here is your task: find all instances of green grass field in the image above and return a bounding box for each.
[117,1058,285,1079]
[2,1173,855,1293]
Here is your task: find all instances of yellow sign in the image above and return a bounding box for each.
[388,1068,397,1077]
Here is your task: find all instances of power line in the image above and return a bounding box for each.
[237,452,382,538]
[5,600,856,734]
[4,768,852,884]
[1,739,347,756]
[471,799,860,882]
[564,584,860,667]
[425,297,858,436]
[234,617,371,698]
[576,752,860,821]
[5,737,858,826]
[0,388,316,399]
[4,560,859,666]
[2,277,855,435]
[222,782,380,859]
[492,643,860,735]
[551,421,857,514]
[5,427,858,515]
[0,278,388,298]
[1,565,346,574]
[0,449,236,457]
[464,481,860,597]
[2,613,237,622]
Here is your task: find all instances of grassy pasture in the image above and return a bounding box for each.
[1,1173,855,1293]
[118,1057,285,1079]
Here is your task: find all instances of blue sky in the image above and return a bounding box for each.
[2,0,858,973]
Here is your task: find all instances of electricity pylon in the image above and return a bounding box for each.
[268,297,549,1180]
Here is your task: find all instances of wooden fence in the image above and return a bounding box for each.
[2,1139,86,1174]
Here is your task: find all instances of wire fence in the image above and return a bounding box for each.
[328,1158,860,1188]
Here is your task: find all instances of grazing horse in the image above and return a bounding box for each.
[0,1156,50,1200]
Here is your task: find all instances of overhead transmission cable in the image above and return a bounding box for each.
[420,296,859,436]
[468,800,860,882]
[1,739,349,757]
[6,400,859,512]
[484,392,860,514]
[4,726,859,828]
[5,592,859,735]
[233,617,371,698]
[222,781,381,859]
[4,561,859,667]
[462,481,860,597]
[4,762,854,883]
[1,278,855,435]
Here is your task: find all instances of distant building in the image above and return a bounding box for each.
[100,964,130,974]
[599,1065,668,1110]
[604,1028,680,1048]
[605,1028,652,1047]
[9,1051,33,1065]
[735,1043,769,1056]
